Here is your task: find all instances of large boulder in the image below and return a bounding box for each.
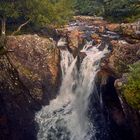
[106,23,121,32]
[67,29,85,56]
[6,35,60,102]
[0,35,60,140]
[103,40,140,76]
[120,21,140,40]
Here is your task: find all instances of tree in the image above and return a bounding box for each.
[74,0,104,16]
[50,0,74,26]
[102,0,140,22]
[0,0,74,36]
[74,0,140,22]
[0,0,19,36]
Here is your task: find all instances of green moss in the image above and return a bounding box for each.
[123,62,140,110]
[19,65,40,81]
[14,61,40,81]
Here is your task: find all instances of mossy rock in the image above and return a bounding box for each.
[123,62,140,110]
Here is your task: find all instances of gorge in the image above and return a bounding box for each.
[0,17,140,140]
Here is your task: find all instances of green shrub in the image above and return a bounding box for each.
[123,62,140,110]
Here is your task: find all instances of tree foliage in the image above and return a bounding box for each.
[104,0,140,22]
[74,0,104,16]
[74,0,140,22]
[0,0,19,18]
[0,0,74,35]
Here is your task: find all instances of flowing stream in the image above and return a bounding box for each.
[35,41,109,140]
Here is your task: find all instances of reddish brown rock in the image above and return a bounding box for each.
[0,34,61,140]
[106,23,120,32]
[120,21,140,40]
[67,29,85,56]
[98,26,105,33]
[106,40,140,75]
[6,35,60,101]
[91,33,102,44]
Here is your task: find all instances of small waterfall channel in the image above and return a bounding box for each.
[35,39,110,140]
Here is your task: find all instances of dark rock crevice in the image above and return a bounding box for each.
[94,71,134,140]
[0,55,40,140]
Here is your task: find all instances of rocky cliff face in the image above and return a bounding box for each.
[59,16,140,140]
[106,40,140,140]
[0,35,60,140]
[6,35,60,103]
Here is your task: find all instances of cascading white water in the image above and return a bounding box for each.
[60,48,74,78]
[35,42,109,140]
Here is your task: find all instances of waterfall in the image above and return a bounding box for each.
[60,48,74,78]
[35,43,109,140]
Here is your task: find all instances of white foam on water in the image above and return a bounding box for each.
[35,42,109,140]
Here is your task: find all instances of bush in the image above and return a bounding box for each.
[123,62,140,110]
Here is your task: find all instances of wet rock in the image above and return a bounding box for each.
[67,29,80,49]
[120,21,140,40]
[91,33,102,44]
[114,79,123,89]
[106,23,120,32]
[79,51,86,58]
[98,26,105,33]
[67,29,85,56]
[57,37,67,48]
[114,73,128,90]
